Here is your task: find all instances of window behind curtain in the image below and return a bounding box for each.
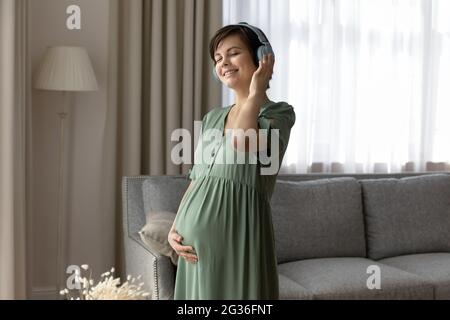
[223,0,450,174]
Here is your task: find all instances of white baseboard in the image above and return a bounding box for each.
[30,286,58,300]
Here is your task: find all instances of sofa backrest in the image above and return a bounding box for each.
[270,178,367,264]
[122,176,189,236]
[123,172,450,264]
[360,174,450,260]
[142,176,190,219]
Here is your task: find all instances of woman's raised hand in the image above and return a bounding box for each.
[249,53,274,97]
[168,228,198,264]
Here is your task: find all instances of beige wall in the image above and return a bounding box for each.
[29,0,113,298]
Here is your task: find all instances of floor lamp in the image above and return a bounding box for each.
[33,46,98,297]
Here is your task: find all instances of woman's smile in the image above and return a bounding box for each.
[223,69,238,77]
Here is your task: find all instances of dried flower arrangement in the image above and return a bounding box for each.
[59,264,150,300]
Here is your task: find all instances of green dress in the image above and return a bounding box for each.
[174,100,296,299]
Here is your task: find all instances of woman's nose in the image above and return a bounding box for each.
[221,56,230,66]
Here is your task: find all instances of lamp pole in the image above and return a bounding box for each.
[55,91,71,295]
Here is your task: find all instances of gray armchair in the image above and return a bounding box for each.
[121,176,183,299]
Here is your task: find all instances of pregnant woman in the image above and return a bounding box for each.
[168,22,296,299]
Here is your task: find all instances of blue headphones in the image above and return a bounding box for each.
[213,22,274,81]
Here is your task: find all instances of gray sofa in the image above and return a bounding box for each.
[122,172,450,300]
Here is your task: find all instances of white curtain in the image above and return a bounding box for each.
[0,0,28,299]
[223,0,450,174]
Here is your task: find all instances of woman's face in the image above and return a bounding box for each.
[214,34,258,91]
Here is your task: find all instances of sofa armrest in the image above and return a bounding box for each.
[124,233,175,299]
[122,176,176,299]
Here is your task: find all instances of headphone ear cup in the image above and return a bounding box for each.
[257,46,265,61]
[257,45,273,61]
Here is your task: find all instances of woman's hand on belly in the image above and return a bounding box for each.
[168,228,198,263]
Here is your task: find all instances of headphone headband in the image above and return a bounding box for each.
[232,22,270,46]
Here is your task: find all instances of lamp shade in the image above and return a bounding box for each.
[34,46,98,91]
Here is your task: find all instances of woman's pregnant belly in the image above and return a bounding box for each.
[174,181,224,260]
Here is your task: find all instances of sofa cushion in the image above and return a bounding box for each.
[271,178,366,263]
[380,253,450,300]
[278,274,313,300]
[360,174,450,260]
[278,257,434,299]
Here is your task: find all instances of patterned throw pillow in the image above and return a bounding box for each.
[138,211,178,265]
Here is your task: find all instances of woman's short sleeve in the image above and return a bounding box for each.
[257,102,296,160]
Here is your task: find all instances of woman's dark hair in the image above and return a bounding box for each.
[209,25,265,67]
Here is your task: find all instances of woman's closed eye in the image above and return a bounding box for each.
[215,52,240,64]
